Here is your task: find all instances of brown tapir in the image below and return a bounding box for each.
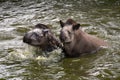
[23,23,62,52]
[59,19,108,57]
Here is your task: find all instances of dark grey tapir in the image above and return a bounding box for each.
[23,24,62,52]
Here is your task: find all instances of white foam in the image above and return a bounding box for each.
[5,44,64,65]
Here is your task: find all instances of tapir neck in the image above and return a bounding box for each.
[40,43,56,52]
[74,29,85,41]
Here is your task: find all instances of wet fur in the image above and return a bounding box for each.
[60,19,107,57]
[23,24,62,52]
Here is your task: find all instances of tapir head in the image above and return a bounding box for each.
[59,19,80,44]
[23,24,50,47]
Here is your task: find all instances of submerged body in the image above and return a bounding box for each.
[60,19,107,57]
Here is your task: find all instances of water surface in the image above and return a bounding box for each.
[0,0,120,80]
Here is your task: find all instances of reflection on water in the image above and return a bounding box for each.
[0,0,120,80]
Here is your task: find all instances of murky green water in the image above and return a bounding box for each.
[0,0,120,80]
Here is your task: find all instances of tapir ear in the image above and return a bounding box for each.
[72,24,80,31]
[42,29,49,36]
[60,20,64,28]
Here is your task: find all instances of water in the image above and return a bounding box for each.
[0,0,120,80]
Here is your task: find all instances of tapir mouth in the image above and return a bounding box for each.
[63,40,72,44]
[29,44,42,47]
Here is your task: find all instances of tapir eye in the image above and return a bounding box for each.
[68,31,71,35]
[34,32,43,38]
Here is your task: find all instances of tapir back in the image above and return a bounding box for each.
[73,29,107,54]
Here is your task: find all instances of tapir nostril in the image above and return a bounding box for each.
[23,38,31,44]
[60,32,66,42]
[23,34,31,44]
[60,36,66,42]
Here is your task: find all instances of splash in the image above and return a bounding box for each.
[5,44,64,64]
